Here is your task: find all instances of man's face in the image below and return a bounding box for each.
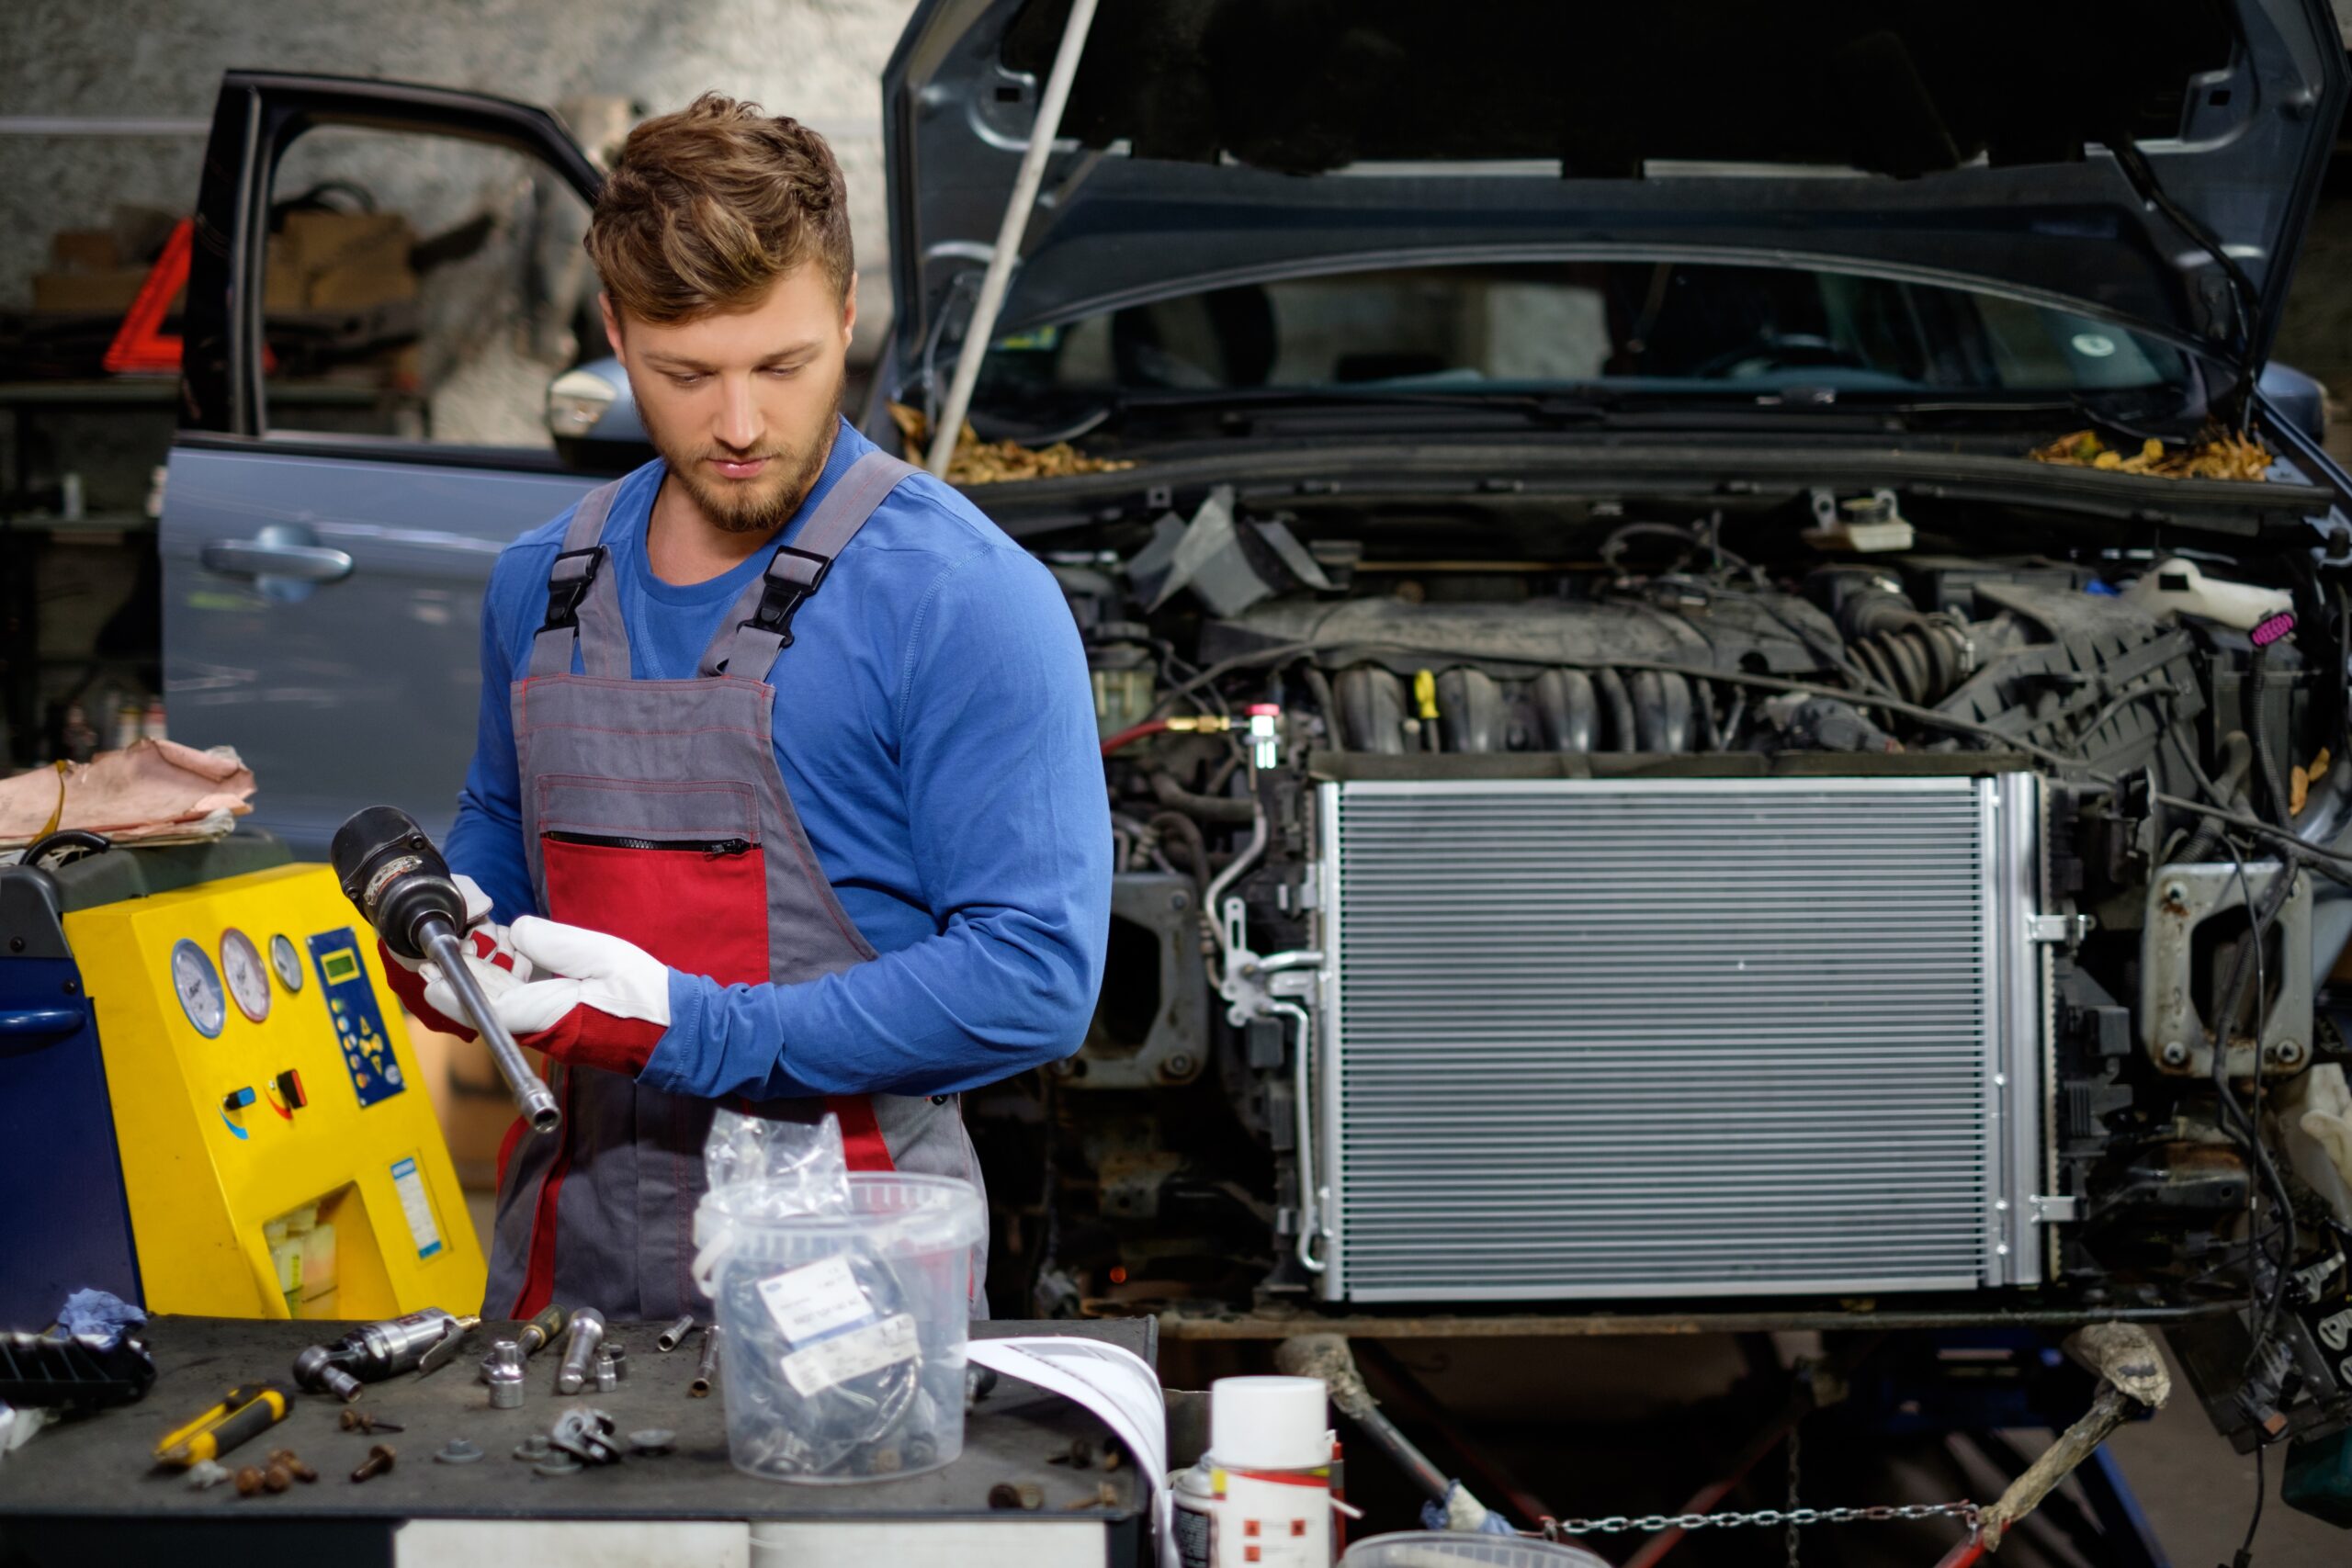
[603,265,855,535]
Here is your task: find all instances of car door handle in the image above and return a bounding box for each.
[201,523,354,583]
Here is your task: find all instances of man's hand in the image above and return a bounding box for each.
[379,874,534,1039]
[490,916,673,1077]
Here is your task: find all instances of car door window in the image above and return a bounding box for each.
[257,127,601,448]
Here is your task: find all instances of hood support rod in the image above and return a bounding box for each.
[923,0,1100,478]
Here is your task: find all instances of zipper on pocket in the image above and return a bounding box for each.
[545,831,754,858]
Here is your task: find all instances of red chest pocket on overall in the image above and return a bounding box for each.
[535,777,770,985]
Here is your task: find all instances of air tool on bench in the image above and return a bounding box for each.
[291,1308,479,1401]
[331,806,561,1135]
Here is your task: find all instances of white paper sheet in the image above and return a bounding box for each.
[967,1335,1176,1568]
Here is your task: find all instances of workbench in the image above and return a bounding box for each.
[0,1314,1153,1568]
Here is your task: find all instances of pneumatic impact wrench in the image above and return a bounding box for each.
[330,805,560,1134]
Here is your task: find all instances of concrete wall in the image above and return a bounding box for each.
[1,0,922,333]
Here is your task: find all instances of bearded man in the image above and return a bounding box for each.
[379,94,1109,1319]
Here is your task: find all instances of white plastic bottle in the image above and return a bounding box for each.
[1172,1375,1335,1567]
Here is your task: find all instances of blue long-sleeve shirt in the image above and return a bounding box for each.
[444,418,1111,1100]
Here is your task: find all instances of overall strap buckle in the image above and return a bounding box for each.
[738,545,832,651]
[539,547,606,634]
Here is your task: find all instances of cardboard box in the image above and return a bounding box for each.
[305,263,417,310]
[50,230,119,271]
[278,209,412,274]
[30,269,170,314]
[263,251,305,314]
[273,209,418,312]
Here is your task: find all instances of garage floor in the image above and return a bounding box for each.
[2109,1346,2343,1568]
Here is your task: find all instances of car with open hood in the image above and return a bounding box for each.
[161,0,2352,1473]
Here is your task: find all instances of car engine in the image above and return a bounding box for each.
[972,476,2352,1456]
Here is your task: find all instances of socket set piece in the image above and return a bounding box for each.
[555,1309,605,1395]
[434,1438,485,1465]
[656,1315,695,1353]
[548,1407,623,1466]
[594,1349,618,1393]
[482,1339,526,1409]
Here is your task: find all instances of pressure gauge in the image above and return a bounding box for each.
[171,939,226,1038]
[220,928,270,1023]
[270,932,304,993]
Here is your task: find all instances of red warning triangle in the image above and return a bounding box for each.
[102,218,193,375]
[102,219,277,377]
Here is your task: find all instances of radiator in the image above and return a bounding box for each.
[1313,775,2049,1303]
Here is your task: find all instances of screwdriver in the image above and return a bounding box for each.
[515,1303,568,1359]
[154,1384,291,1469]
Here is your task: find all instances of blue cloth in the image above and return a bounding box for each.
[57,1288,144,1348]
[445,418,1110,1100]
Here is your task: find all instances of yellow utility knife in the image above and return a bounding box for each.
[154,1383,291,1469]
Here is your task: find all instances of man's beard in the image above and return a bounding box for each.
[650,368,844,536]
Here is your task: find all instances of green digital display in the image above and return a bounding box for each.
[320,948,360,984]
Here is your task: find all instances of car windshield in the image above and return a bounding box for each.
[973,260,2189,414]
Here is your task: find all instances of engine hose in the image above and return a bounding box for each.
[2248,644,2297,827]
[1148,769,1257,825]
[1848,615,1969,706]
[1299,665,1340,752]
[2177,731,2256,863]
[1147,809,1212,895]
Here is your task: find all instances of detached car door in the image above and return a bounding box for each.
[162,73,613,853]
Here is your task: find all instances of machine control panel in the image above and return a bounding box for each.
[310,928,403,1108]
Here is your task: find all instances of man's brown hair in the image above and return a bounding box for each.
[586,93,853,323]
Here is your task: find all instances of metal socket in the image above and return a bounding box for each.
[482,1338,526,1410]
[656,1315,695,1353]
[555,1309,605,1395]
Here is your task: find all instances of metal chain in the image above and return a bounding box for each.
[1544,1501,1982,1537]
[1784,1420,1802,1568]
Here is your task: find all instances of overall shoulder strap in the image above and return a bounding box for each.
[526,479,631,679]
[699,451,921,680]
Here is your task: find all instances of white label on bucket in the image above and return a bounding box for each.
[756,1255,876,1345]
[781,1312,919,1395]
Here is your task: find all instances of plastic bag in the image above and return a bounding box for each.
[703,1107,853,1218]
[694,1111,943,1478]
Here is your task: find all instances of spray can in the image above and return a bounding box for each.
[1172,1375,1333,1568]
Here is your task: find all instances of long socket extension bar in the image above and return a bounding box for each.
[419,920,559,1134]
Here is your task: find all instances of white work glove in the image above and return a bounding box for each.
[380,874,534,1039]
[486,916,673,1076]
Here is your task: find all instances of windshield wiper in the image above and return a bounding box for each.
[1100,384,1619,430]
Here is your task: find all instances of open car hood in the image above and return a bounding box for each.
[880,0,2346,401]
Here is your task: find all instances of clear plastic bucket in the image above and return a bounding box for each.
[1340,1535,1611,1568]
[693,1171,984,1483]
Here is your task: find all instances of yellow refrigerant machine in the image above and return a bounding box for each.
[0,833,483,1325]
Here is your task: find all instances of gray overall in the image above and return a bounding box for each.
[486,451,982,1320]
